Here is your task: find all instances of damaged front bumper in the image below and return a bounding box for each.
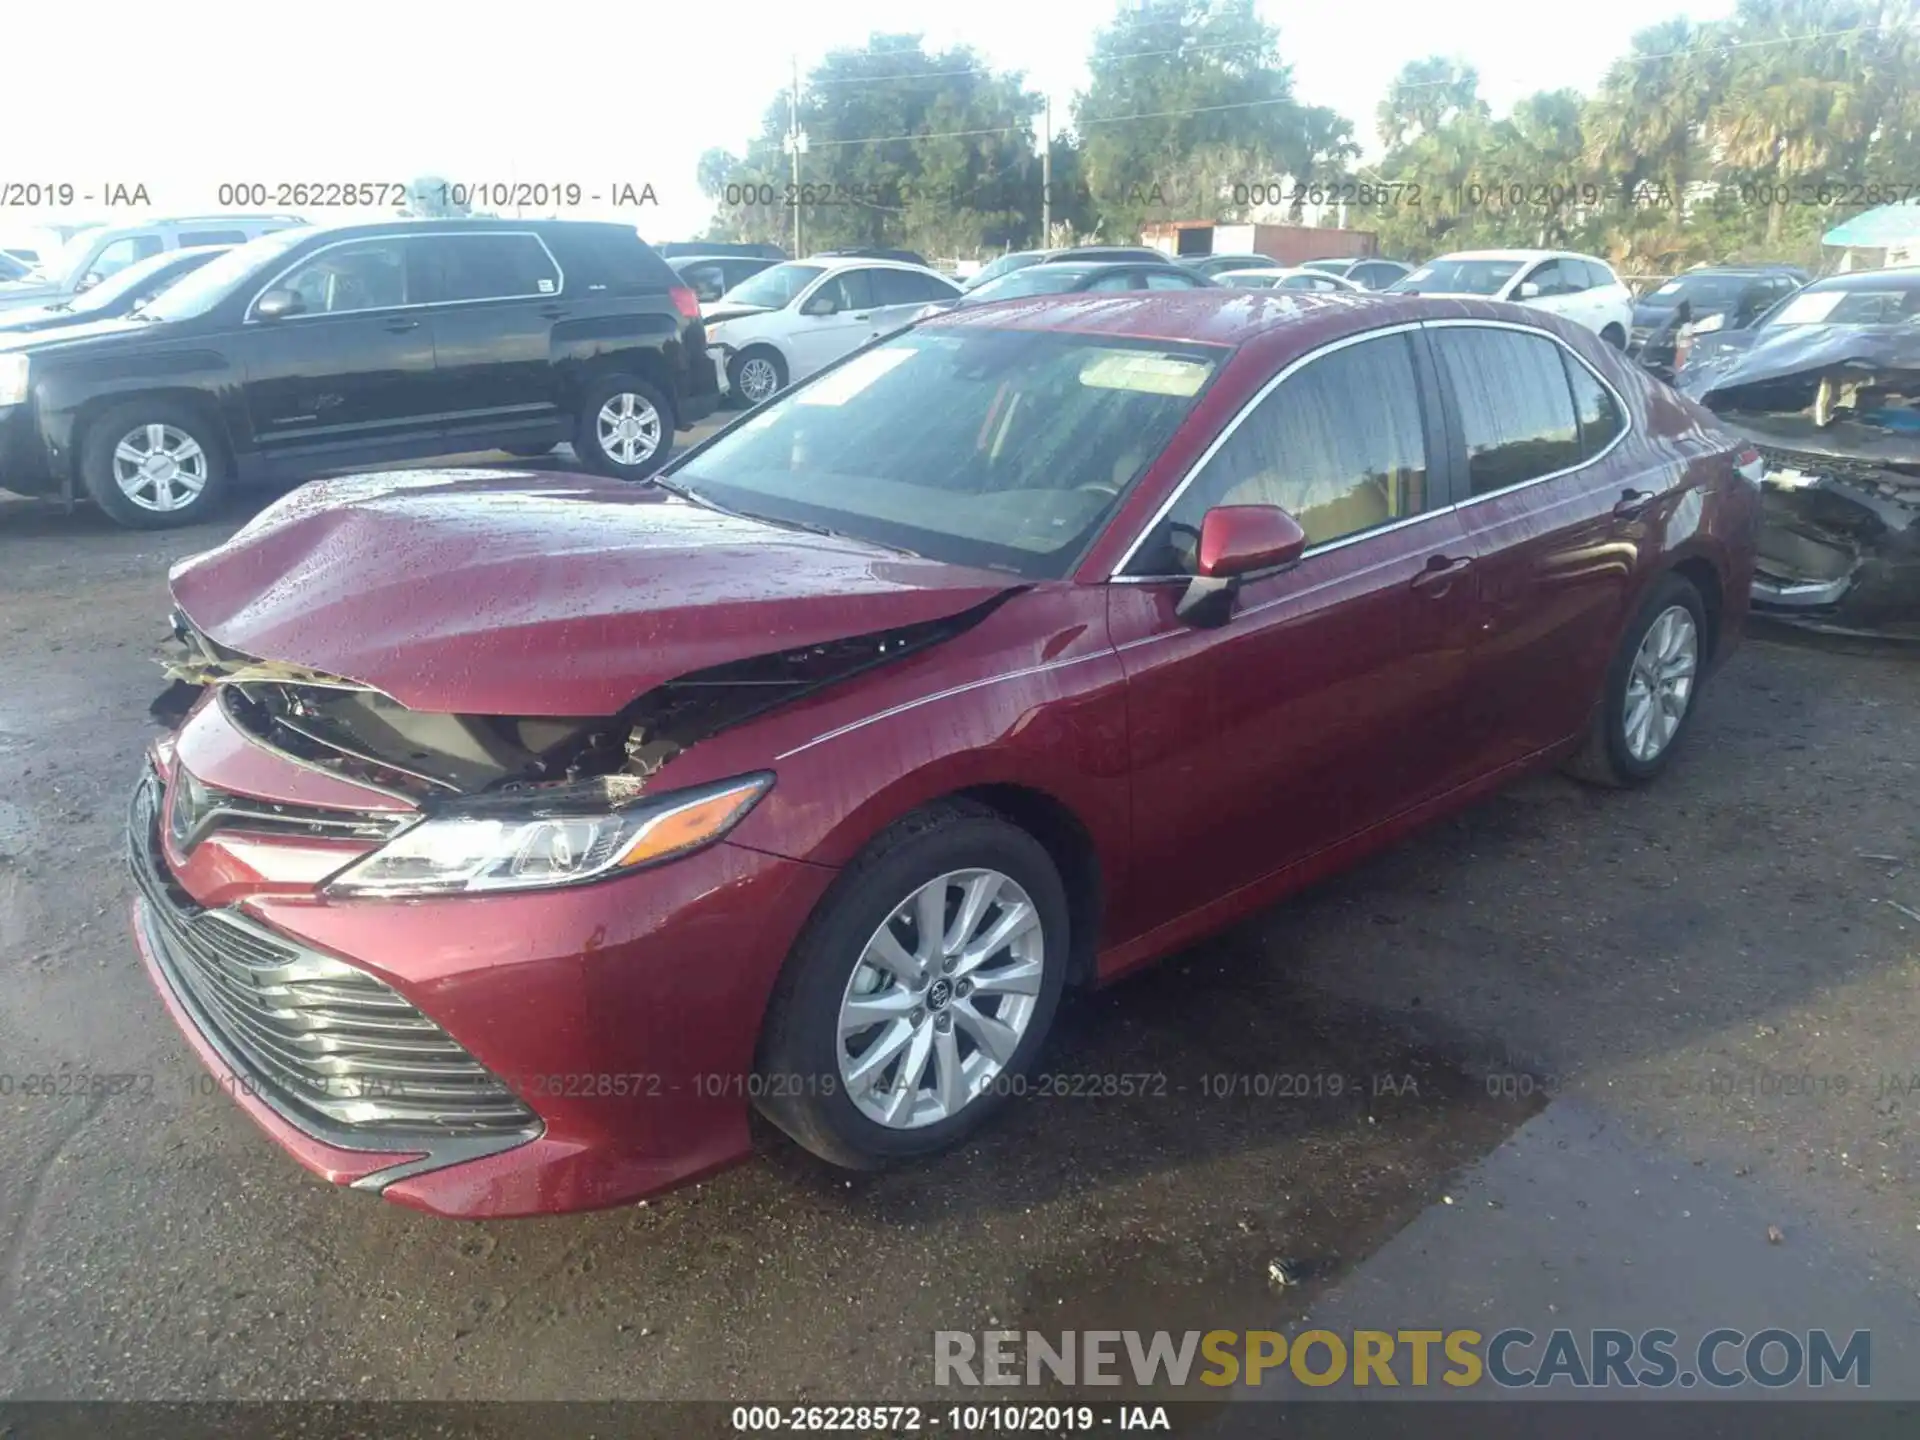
[1725,418,1920,640]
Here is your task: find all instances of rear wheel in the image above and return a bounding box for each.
[574,376,673,478]
[1565,573,1707,787]
[756,801,1069,1170]
[80,400,229,530]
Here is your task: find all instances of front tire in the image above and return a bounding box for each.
[1565,573,1707,787]
[1601,323,1627,350]
[756,801,1070,1170]
[80,400,229,530]
[729,347,786,407]
[574,375,674,479]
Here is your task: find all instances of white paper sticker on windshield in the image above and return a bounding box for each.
[1078,352,1209,397]
[795,347,917,406]
[1772,291,1846,325]
[1082,359,1198,401]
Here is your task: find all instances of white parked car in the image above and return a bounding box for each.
[702,257,963,405]
[1213,267,1363,293]
[1387,249,1634,347]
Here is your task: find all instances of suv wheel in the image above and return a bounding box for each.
[755,801,1069,1170]
[1565,573,1707,787]
[80,401,228,530]
[730,348,785,406]
[575,376,674,478]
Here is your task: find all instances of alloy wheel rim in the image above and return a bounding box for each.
[1623,605,1698,762]
[113,424,208,512]
[595,393,661,466]
[836,868,1045,1129]
[738,358,778,402]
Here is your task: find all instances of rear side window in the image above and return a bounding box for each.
[557,225,674,292]
[435,234,560,301]
[1583,259,1617,289]
[1431,328,1582,494]
[1129,331,1431,574]
[178,229,248,247]
[1561,350,1625,459]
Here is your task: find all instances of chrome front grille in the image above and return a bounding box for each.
[129,769,537,1140]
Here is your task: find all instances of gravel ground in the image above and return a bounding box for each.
[0,464,1915,1406]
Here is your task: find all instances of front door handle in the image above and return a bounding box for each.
[1411,553,1473,595]
[1614,488,1658,518]
[383,318,420,333]
[851,312,871,321]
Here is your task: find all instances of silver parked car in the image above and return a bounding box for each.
[0,215,305,312]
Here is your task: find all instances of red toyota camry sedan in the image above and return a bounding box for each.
[128,290,1761,1218]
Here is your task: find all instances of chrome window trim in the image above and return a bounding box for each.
[243,230,565,323]
[1107,316,1634,582]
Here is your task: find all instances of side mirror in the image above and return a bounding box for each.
[1516,281,1542,300]
[253,288,304,321]
[76,272,102,293]
[1176,505,1308,627]
[801,292,838,317]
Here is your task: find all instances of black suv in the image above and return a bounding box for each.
[0,219,720,528]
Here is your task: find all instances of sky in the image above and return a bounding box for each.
[0,0,1738,248]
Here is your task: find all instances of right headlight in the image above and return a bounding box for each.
[324,772,774,898]
[0,353,28,407]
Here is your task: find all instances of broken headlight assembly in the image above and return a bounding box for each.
[324,772,774,898]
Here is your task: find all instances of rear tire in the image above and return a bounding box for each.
[80,399,229,530]
[574,375,674,479]
[1565,573,1707,788]
[755,801,1069,1171]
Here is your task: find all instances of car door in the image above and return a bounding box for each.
[419,231,567,452]
[1426,321,1652,769]
[786,267,879,379]
[235,234,442,472]
[870,267,959,336]
[1106,327,1482,940]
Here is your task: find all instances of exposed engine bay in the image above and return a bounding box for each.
[1679,327,1920,639]
[153,595,1011,807]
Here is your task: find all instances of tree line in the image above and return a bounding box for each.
[694,0,1920,271]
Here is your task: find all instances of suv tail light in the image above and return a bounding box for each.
[1734,445,1765,488]
[668,285,701,321]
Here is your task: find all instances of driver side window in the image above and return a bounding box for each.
[1125,332,1432,575]
[279,239,411,314]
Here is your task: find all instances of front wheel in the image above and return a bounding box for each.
[1565,573,1707,787]
[729,347,786,407]
[574,376,674,478]
[1601,323,1627,350]
[80,401,229,530]
[755,801,1069,1170]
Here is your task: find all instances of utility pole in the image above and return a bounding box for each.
[1041,96,1052,244]
[785,55,806,258]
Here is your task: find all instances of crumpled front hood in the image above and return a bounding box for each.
[1678,324,1920,405]
[168,469,1019,716]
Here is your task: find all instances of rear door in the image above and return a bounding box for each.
[870,267,959,335]
[1108,327,1482,941]
[235,234,442,472]
[1428,321,1653,768]
[418,231,567,453]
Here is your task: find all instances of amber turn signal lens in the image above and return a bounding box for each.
[614,778,769,869]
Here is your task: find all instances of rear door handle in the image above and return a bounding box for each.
[1614,487,1658,518]
[1411,553,1473,595]
[383,318,420,333]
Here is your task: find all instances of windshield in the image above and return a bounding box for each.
[139,230,308,322]
[0,253,26,282]
[1388,258,1522,295]
[1643,275,1750,310]
[722,262,825,309]
[1759,279,1920,329]
[968,267,1098,301]
[964,252,1044,290]
[669,327,1222,576]
[64,249,219,313]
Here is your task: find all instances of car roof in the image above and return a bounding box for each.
[802,255,944,273]
[922,286,1449,346]
[1806,264,1920,290]
[1435,248,1602,262]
